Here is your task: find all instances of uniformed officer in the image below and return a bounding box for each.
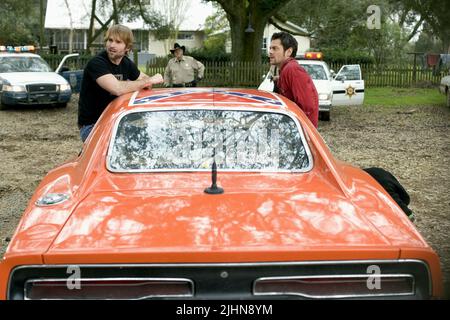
[164,43,205,87]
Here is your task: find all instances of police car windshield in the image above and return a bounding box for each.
[0,56,52,73]
[108,109,311,172]
[300,64,328,80]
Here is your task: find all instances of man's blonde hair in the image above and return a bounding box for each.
[104,24,134,53]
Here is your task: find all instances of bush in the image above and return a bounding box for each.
[188,47,231,62]
[313,48,375,65]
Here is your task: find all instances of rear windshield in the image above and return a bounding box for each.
[108,109,312,172]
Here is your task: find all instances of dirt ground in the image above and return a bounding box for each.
[0,93,449,298]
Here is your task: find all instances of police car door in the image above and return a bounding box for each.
[332,65,364,106]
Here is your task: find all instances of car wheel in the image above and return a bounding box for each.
[0,103,9,110]
[320,111,330,121]
[56,102,68,108]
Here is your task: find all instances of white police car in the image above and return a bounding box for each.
[259,52,365,121]
[439,74,450,107]
[0,46,74,109]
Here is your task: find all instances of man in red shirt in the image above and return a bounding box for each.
[269,32,319,127]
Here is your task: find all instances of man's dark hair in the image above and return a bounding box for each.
[271,32,298,58]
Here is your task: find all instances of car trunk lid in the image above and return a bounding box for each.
[43,173,425,264]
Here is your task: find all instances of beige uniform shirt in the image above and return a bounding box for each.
[164,55,205,86]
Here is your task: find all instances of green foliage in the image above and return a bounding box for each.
[350,19,415,65]
[204,35,227,54]
[203,3,229,53]
[280,0,429,65]
[188,47,231,62]
[415,26,445,53]
[0,0,41,45]
[203,3,229,35]
[319,48,375,65]
[390,0,450,52]
[280,0,371,47]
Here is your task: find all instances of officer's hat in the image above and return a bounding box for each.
[170,43,186,54]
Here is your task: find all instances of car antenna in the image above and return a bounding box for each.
[204,148,224,195]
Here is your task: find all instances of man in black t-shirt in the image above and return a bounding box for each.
[78,24,163,142]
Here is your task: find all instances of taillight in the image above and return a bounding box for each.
[25,278,194,300]
[253,275,414,298]
[35,175,72,206]
[35,193,70,206]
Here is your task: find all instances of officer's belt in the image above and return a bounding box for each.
[171,81,196,88]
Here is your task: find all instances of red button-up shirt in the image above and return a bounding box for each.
[278,58,319,127]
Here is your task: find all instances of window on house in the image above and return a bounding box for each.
[262,38,267,50]
[177,32,194,40]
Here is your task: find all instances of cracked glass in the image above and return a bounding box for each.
[108,110,310,171]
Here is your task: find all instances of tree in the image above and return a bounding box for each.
[204,0,291,61]
[203,4,229,53]
[0,0,41,45]
[390,0,450,53]
[145,0,190,54]
[120,0,173,39]
[90,0,189,55]
[279,0,377,49]
[40,0,47,47]
[415,23,445,53]
[63,0,75,52]
[87,0,126,53]
[87,0,170,53]
[279,0,424,65]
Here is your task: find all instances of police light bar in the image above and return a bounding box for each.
[305,52,323,60]
[0,45,35,53]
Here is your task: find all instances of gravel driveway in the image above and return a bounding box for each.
[0,93,449,298]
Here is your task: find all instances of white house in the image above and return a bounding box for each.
[221,17,311,55]
[44,0,213,56]
[264,16,311,54]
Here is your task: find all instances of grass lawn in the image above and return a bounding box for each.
[364,87,446,107]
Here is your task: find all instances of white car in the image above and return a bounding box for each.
[439,75,450,107]
[0,46,77,109]
[259,54,365,121]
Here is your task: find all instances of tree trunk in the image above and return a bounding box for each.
[228,9,272,61]
[64,0,74,53]
[213,0,291,62]
[442,35,450,54]
[40,0,46,48]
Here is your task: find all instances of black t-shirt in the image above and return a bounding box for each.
[78,50,140,125]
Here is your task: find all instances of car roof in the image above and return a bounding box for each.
[125,88,290,111]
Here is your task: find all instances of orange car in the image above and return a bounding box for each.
[0,88,443,299]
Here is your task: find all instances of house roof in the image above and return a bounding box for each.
[207,16,310,39]
[269,16,310,37]
[45,0,214,31]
